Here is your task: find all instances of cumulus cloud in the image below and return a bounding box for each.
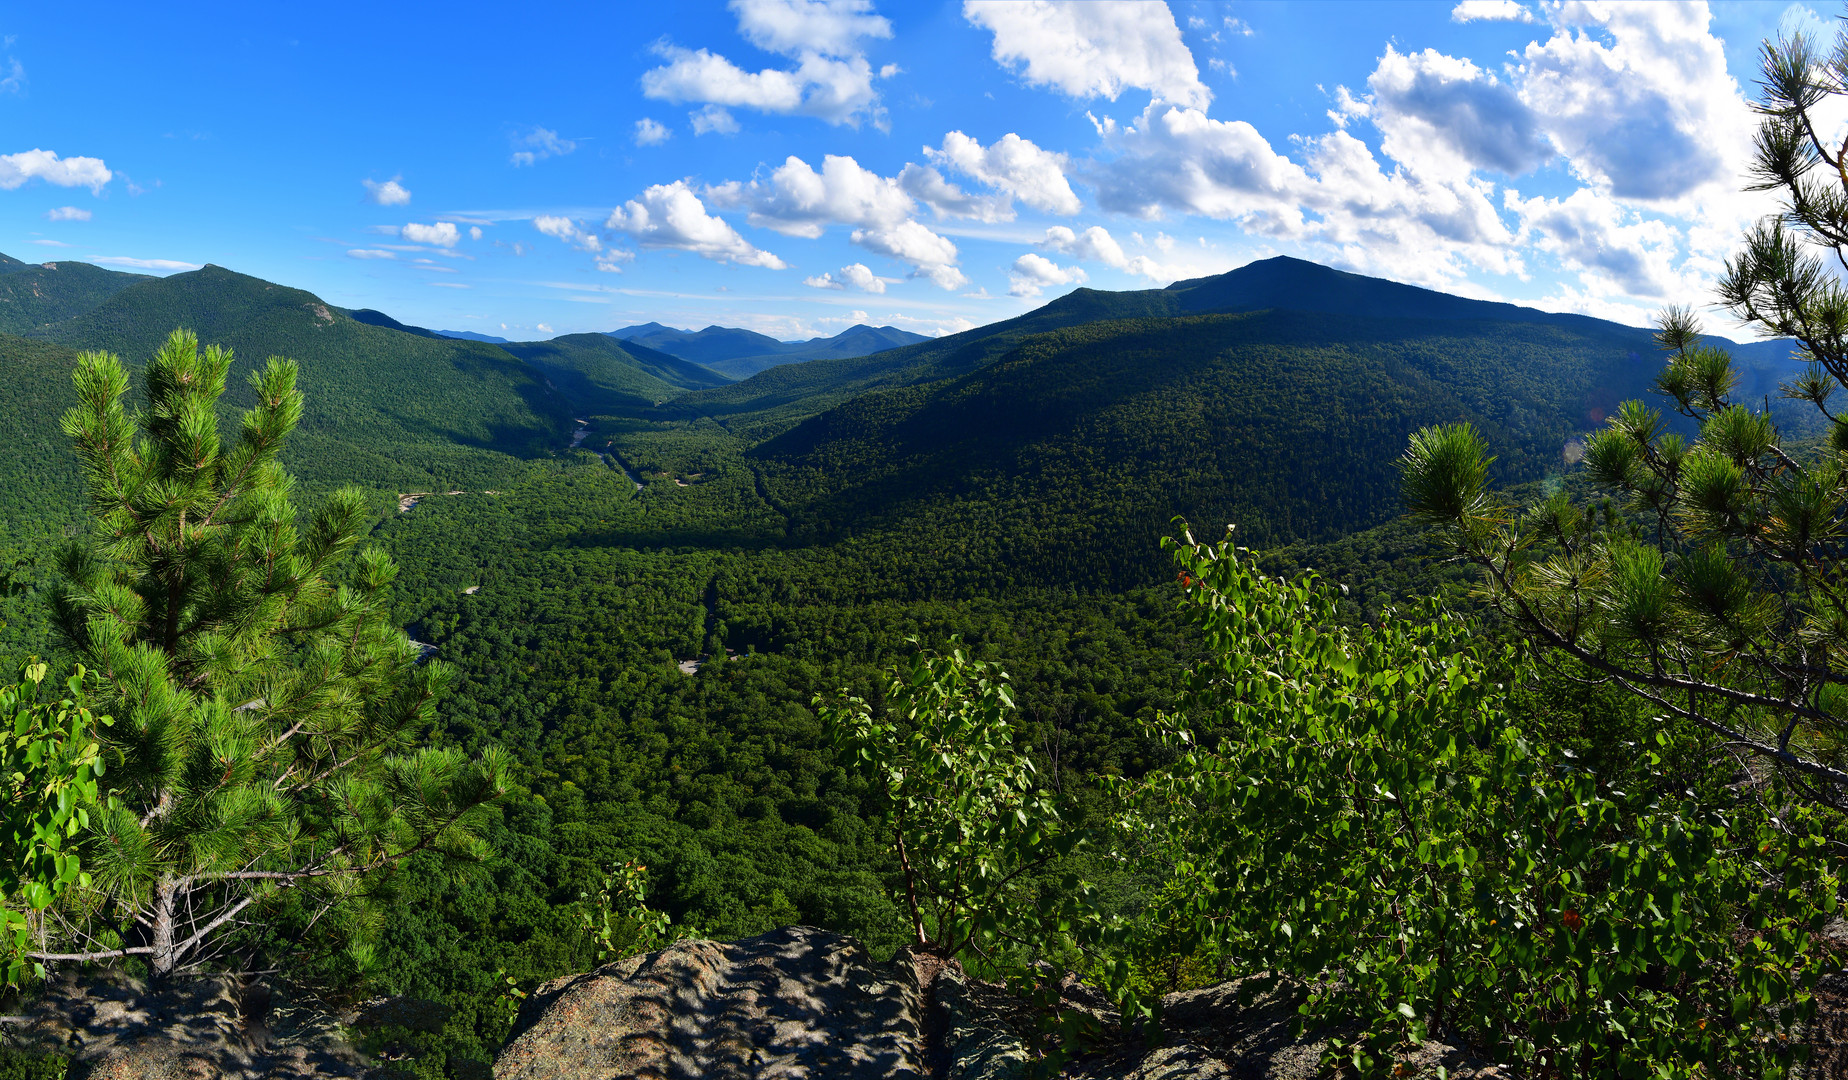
[634,118,672,145]
[510,127,577,167]
[715,153,913,237]
[642,0,895,127]
[0,149,111,194]
[926,131,1081,215]
[534,215,603,252]
[850,219,965,287]
[1090,103,1313,233]
[1506,187,1680,297]
[690,104,742,135]
[964,0,1211,110]
[1514,2,1752,203]
[347,249,396,259]
[733,0,892,56]
[470,226,484,240]
[898,163,1011,222]
[402,222,462,247]
[45,205,90,222]
[1008,252,1087,297]
[1339,46,1548,180]
[1451,0,1534,22]
[1040,225,1126,267]
[363,177,411,205]
[605,180,788,268]
[803,262,886,292]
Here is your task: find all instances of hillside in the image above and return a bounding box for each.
[19,262,574,496]
[612,322,930,380]
[669,257,1808,440]
[0,258,151,336]
[746,307,1704,584]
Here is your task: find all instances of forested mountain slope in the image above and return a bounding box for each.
[0,257,150,336]
[669,257,1804,439]
[5,260,576,496]
[749,308,1682,583]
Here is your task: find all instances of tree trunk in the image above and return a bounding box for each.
[149,876,179,978]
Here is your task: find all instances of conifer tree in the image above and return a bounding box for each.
[1398,27,1848,808]
[37,328,506,978]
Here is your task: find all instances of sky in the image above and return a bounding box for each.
[0,0,1834,342]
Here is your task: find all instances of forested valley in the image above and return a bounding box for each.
[2,181,1846,1075]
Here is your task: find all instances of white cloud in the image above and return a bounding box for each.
[1515,2,1751,203]
[605,180,788,268]
[0,149,111,194]
[852,220,958,264]
[1090,103,1313,233]
[89,256,200,272]
[469,225,484,240]
[963,0,1211,110]
[690,105,742,135]
[1340,46,1548,180]
[634,118,672,146]
[510,127,577,167]
[912,263,972,291]
[363,177,411,206]
[1506,187,1680,298]
[1008,252,1087,297]
[642,1,895,128]
[596,249,637,272]
[0,58,23,95]
[803,262,886,292]
[926,131,1081,215]
[401,222,462,247]
[534,215,603,252]
[732,0,892,57]
[717,153,913,237]
[1451,0,1534,22]
[347,249,396,260]
[898,164,1012,222]
[45,205,90,222]
[1040,225,1127,267]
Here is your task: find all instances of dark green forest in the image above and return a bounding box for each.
[0,247,1836,1078]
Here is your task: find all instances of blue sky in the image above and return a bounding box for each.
[0,1,1828,341]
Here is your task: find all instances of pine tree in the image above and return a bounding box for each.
[1398,26,1848,809]
[37,328,506,978]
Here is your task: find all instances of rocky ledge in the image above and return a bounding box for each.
[494,925,1506,1080]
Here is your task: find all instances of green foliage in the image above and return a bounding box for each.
[1109,527,1837,1076]
[577,860,678,965]
[45,329,508,978]
[820,640,1079,962]
[0,663,107,986]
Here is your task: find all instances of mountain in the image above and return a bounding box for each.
[438,329,510,343]
[14,262,574,497]
[609,322,930,380]
[498,333,731,412]
[0,258,152,336]
[348,308,444,338]
[669,256,1809,438]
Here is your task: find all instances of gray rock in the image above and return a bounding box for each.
[494,925,925,1080]
[9,971,371,1080]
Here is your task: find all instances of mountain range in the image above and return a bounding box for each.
[609,321,930,379]
[0,250,1807,580]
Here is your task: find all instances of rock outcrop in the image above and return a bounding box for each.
[5,971,370,1079]
[496,926,924,1080]
[494,927,1507,1080]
